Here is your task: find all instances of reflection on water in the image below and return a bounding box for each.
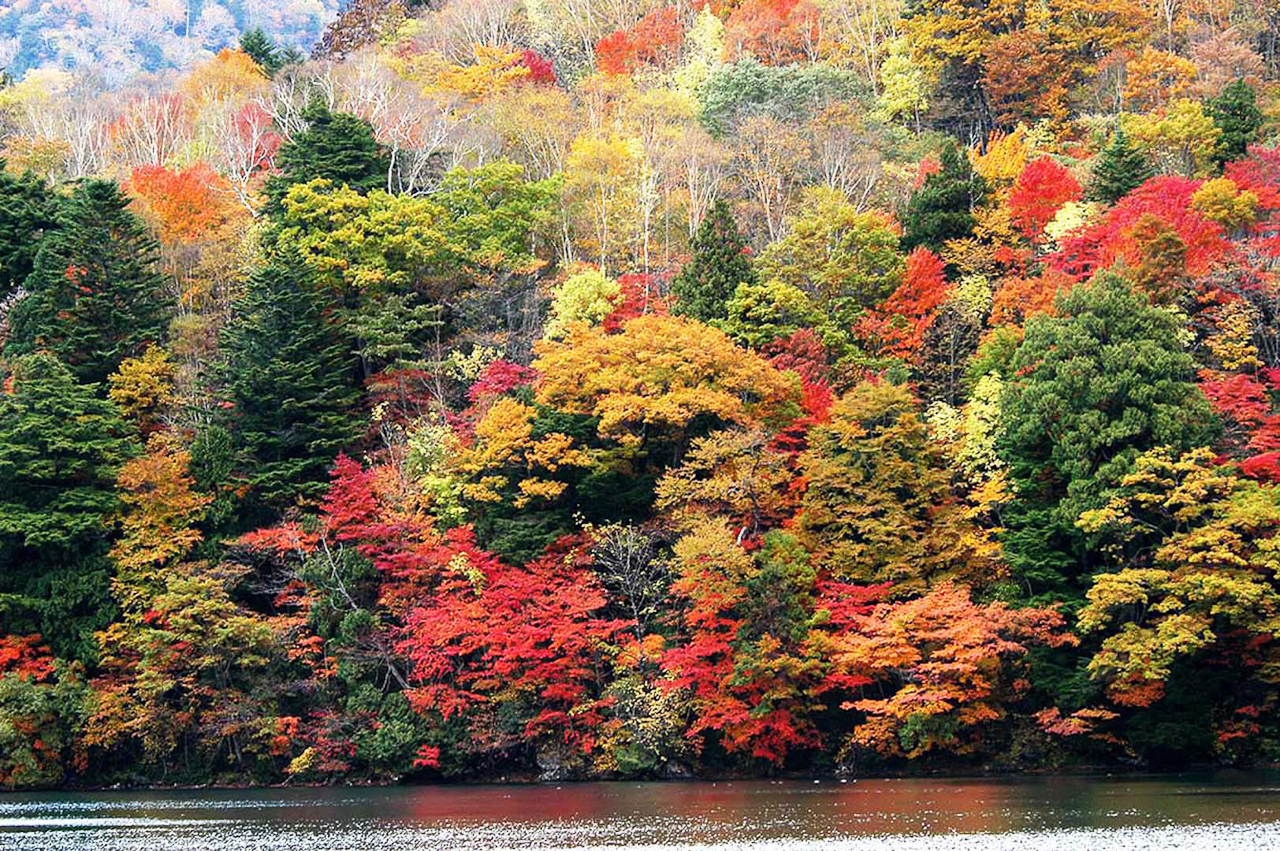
[2,773,1279,850]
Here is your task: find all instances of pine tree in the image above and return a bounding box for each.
[901,143,987,253]
[1209,79,1263,168]
[219,261,361,515]
[670,199,757,323]
[0,163,59,298]
[1087,127,1155,204]
[263,97,390,214]
[4,180,167,387]
[0,353,136,662]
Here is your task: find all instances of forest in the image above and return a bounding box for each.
[0,0,1279,790]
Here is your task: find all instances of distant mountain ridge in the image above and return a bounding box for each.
[0,0,341,86]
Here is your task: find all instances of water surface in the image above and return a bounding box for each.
[3,773,1279,849]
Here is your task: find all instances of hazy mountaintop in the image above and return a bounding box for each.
[0,0,339,85]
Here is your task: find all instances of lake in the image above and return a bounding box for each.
[2,773,1279,850]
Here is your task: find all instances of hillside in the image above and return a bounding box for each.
[1,0,1280,790]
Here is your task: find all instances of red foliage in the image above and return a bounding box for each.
[1008,157,1081,240]
[519,49,557,85]
[603,272,667,332]
[0,634,55,682]
[660,549,816,763]
[595,6,684,75]
[467,360,538,404]
[764,327,832,386]
[1049,176,1229,280]
[365,367,443,428]
[1241,452,1280,483]
[857,247,950,358]
[399,535,631,752]
[1200,372,1271,427]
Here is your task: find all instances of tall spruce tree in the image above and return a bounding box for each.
[1088,127,1154,204]
[0,353,136,662]
[4,180,167,387]
[670,199,757,323]
[220,261,360,516]
[1209,79,1263,167]
[0,164,59,298]
[901,143,987,253]
[263,97,390,214]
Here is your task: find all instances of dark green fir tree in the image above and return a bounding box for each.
[219,260,361,516]
[1209,79,1263,168]
[4,180,167,387]
[670,199,757,323]
[263,96,390,213]
[0,353,137,662]
[0,163,59,298]
[901,142,987,253]
[1087,127,1155,204]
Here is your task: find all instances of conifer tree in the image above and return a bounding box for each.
[670,199,757,323]
[1087,127,1155,204]
[4,180,167,387]
[996,273,1214,603]
[0,353,136,662]
[263,97,390,213]
[239,27,288,77]
[901,143,987,253]
[219,261,360,515]
[0,164,59,298]
[1208,79,1263,167]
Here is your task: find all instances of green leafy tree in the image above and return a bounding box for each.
[5,180,167,387]
[1088,127,1155,204]
[996,273,1214,603]
[264,98,390,214]
[0,164,58,298]
[756,187,904,326]
[1208,79,1263,167]
[901,143,987,253]
[0,353,136,662]
[670,199,757,323]
[219,261,360,515]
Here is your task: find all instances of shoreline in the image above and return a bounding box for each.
[10,763,1276,795]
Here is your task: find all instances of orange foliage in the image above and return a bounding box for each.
[723,0,821,65]
[595,6,684,75]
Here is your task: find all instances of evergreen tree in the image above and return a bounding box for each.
[4,180,167,387]
[996,273,1214,604]
[263,97,390,214]
[901,143,987,253]
[670,199,757,323]
[219,261,361,515]
[1087,127,1154,204]
[239,27,285,76]
[0,353,136,662]
[0,163,59,298]
[1209,79,1263,168]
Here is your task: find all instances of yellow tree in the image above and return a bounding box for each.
[563,129,644,271]
[534,314,802,447]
